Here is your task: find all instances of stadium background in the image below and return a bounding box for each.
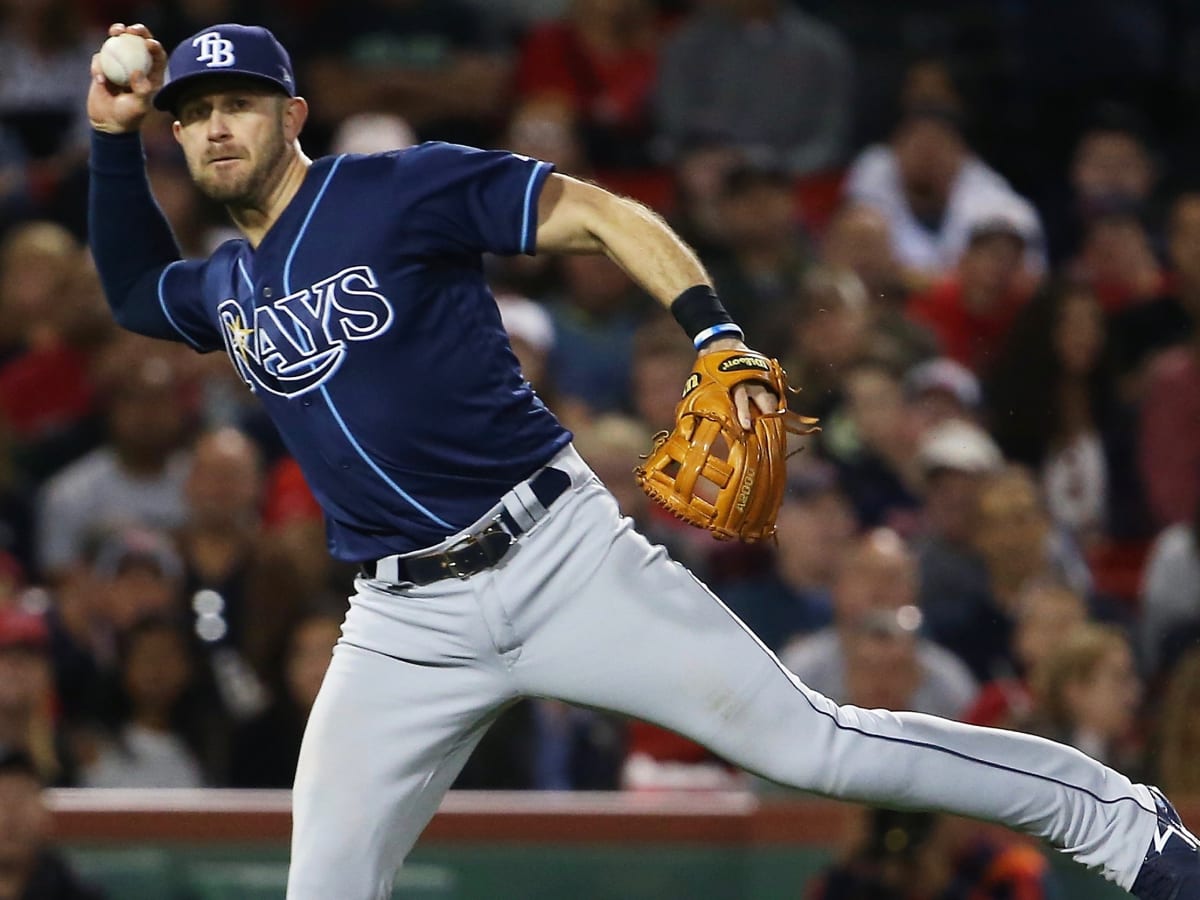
[0,0,1198,897]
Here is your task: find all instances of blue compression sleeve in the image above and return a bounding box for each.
[87,130,185,339]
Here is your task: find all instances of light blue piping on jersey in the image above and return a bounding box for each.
[520,161,551,254]
[281,154,454,532]
[157,260,204,351]
[236,257,254,293]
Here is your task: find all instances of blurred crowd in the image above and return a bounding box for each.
[0,0,1198,885]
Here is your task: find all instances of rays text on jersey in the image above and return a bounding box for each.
[218,265,394,397]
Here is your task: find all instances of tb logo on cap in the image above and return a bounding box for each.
[193,31,235,68]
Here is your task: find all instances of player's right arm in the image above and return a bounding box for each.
[86,24,216,350]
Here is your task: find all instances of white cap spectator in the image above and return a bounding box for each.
[905,357,982,411]
[331,113,418,156]
[496,295,555,355]
[917,418,1003,475]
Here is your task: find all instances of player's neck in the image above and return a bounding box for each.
[229,146,312,248]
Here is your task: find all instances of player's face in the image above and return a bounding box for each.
[173,85,292,207]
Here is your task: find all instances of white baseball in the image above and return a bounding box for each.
[99,33,152,87]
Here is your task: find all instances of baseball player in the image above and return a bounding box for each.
[85,22,1196,900]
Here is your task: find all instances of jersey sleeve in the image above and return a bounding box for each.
[88,131,222,352]
[398,142,556,257]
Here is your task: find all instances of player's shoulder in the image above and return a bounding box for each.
[331,142,534,178]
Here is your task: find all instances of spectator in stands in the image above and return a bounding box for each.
[0,0,95,188]
[1070,207,1165,314]
[1044,105,1159,264]
[0,608,73,787]
[0,553,20,610]
[706,163,811,340]
[330,111,417,156]
[950,466,1095,680]
[35,342,192,578]
[302,0,512,147]
[178,428,306,725]
[0,221,79,363]
[907,218,1035,374]
[666,141,745,260]
[820,357,922,532]
[716,462,852,652]
[781,529,977,720]
[903,357,983,435]
[571,414,651,526]
[0,417,35,576]
[495,294,565,421]
[808,807,1055,900]
[964,580,1089,730]
[515,0,663,172]
[44,526,185,736]
[229,611,341,788]
[821,205,939,371]
[1139,498,1200,679]
[627,314,694,432]
[547,255,650,416]
[844,106,1045,284]
[92,527,184,636]
[985,278,1130,545]
[1110,191,1199,383]
[911,420,1005,681]
[0,749,106,900]
[81,616,208,788]
[1138,280,1200,528]
[781,266,872,417]
[654,0,852,176]
[1027,623,1143,774]
[528,698,625,791]
[502,99,590,177]
[1153,647,1200,796]
[822,203,907,304]
[0,226,114,485]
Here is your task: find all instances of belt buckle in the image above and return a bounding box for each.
[439,536,476,580]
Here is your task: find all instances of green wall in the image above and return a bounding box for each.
[64,841,1130,899]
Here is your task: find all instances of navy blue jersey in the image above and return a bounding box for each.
[89,135,570,561]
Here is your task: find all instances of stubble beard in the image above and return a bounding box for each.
[193,127,290,210]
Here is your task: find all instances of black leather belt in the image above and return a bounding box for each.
[360,466,571,587]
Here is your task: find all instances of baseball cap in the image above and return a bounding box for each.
[967,215,1028,248]
[154,24,295,113]
[916,418,1003,475]
[0,607,49,652]
[904,357,982,410]
[784,460,839,501]
[496,295,555,354]
[92,528,184,582]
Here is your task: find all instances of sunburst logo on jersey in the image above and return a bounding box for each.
[218,264,394,398]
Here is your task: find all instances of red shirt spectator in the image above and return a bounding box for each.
[515,0,665,172]
[907,221,1034,373]
[0,341,93,441]
[263,457,322,529]
[1139,345,1200,527]
[908,276,1028,372]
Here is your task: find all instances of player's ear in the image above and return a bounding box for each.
[171,120,182,143]
[282,96,308,142]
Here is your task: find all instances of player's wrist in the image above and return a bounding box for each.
[90,119,143,135]
[670,285,744,350]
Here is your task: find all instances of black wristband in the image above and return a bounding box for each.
[670,285,744,348]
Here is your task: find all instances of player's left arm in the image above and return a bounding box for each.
[534,173,774,424]
[535,173,708,308]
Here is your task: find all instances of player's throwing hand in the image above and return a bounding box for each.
[87,24,167,135]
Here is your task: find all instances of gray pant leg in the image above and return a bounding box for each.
[287,581,511,900]
[503,482,1156,890]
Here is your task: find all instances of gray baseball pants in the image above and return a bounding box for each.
[287,446,1156,899]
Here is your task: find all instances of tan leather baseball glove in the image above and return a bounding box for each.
[634,349,820,542]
